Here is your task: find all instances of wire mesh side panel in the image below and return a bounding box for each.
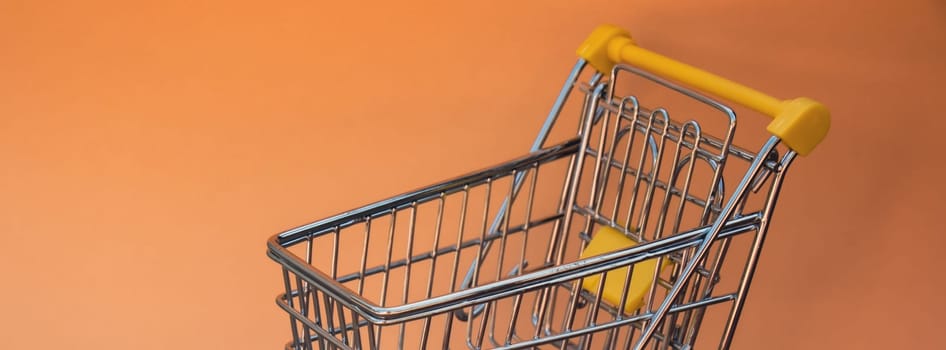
[520,64,798,350]
[271,62,799,350]
[273,139,584,349]
[567,65,736,349]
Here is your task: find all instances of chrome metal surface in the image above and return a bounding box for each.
[269,58,802,349]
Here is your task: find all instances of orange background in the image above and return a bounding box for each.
[2,0,944,349]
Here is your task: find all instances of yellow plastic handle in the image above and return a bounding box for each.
[577,25,830,156]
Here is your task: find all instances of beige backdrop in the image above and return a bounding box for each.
[2,0,944,349]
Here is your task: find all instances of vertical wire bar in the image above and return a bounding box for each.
[686,132,736,346]
[303,235,316,349]
[631,110,671,348]
[350,312,363,350]
[622,111,662,236]
[399,204,418,349]
[645,136,689,350]
[617,115,668,350]
[622,309,638,350]
[631,138,780,350]
[660,123,703,350]
[686,89,736,350]
[632,109,672,240]
[358,219,371,296]
[599,106,644,346]
[355,218,371,350]
[331,226,340,281]
[686,164,733,348]
[475,302,493,350]
[442,187,469,349]
[487,171,518,346]
[506,164,540,345]
[682,236,730,347]
[380,210,398,307]
[298,274,319,350]
[719,151,796,350]
[607,64,659,242]
[376,209,397,346]
[532,153,579,339]
[330,227,345,348]
[625,108,670,348]
[366,319,379,350]
[682,161,730,347]
[616,263,639,350]
[580,265,610,350]
[533,72,600,335]
[297,276,314,350]
[470,179,493,349]
[335,300,350,347]
[321,288,337,349]
[609,97,642,223]
[282,268,303,350]
[420,195,446,349]
[306,234,315,265]
[603,97,642,350]
[560,96,614,350]
[591,88,622,217]
[516,60,589,344]
[535,82,606,341]
[682,255,729,346]
[583,94,639,349]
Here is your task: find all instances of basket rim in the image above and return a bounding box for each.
[267,211,762,325]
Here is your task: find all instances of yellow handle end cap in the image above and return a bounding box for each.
[577,24,634,73]
[767,98,831,156]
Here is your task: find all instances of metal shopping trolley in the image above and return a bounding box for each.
[266,24,830,350]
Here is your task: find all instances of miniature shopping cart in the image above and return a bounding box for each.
[267,24,830,350]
